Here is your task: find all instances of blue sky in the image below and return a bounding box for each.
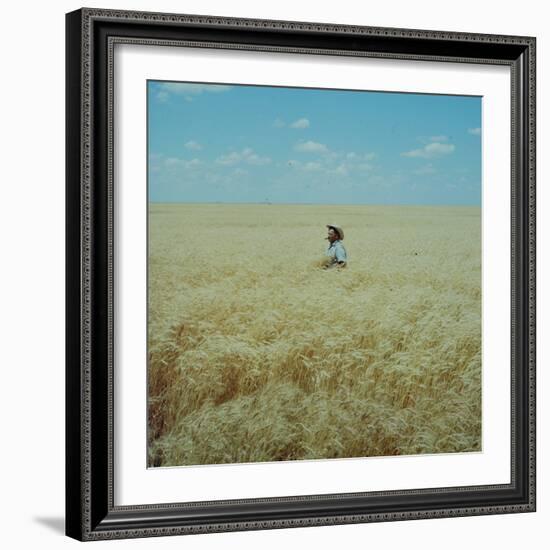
[148,81,481,205]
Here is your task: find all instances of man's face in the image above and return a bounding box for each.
[327,228,338,243]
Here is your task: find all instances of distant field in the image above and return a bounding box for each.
[147,203,481,467]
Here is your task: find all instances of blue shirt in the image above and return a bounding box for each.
[326,239,347,267]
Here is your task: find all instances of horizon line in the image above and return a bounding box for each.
[148,201,481,207]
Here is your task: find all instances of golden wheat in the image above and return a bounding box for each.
[147,203,481,467]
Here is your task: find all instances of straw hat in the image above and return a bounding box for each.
[327,224,344,240]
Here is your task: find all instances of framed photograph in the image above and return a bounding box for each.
[65,7,536,541]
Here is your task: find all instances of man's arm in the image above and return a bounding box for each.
[335,244,347,267]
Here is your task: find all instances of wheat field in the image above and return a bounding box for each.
[147,203,481,467]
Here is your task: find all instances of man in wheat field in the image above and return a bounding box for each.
[324,224,347,269]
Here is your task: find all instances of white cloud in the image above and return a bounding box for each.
[330,152,375,173]
[215,152,241,165]
[429,135,448,142]
[156,91,169,103]
[345,151,375,161]
[164,157,202,169]
[184,140,202,151]
[303,162,322,172]
[401,142,455,158]
[294,140,329,154]
[333,164,348,176]
[287,158,327,173]
[290,118,310,129]
[413,163,437,175]
[287,148,375,176]
[155,82,232,101]
[468,127,482,136]
[216,147,271,166]
[246,153,271,166]
[273,118,286,128]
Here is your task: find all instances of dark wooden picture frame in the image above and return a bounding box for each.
[66,7,536,541]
